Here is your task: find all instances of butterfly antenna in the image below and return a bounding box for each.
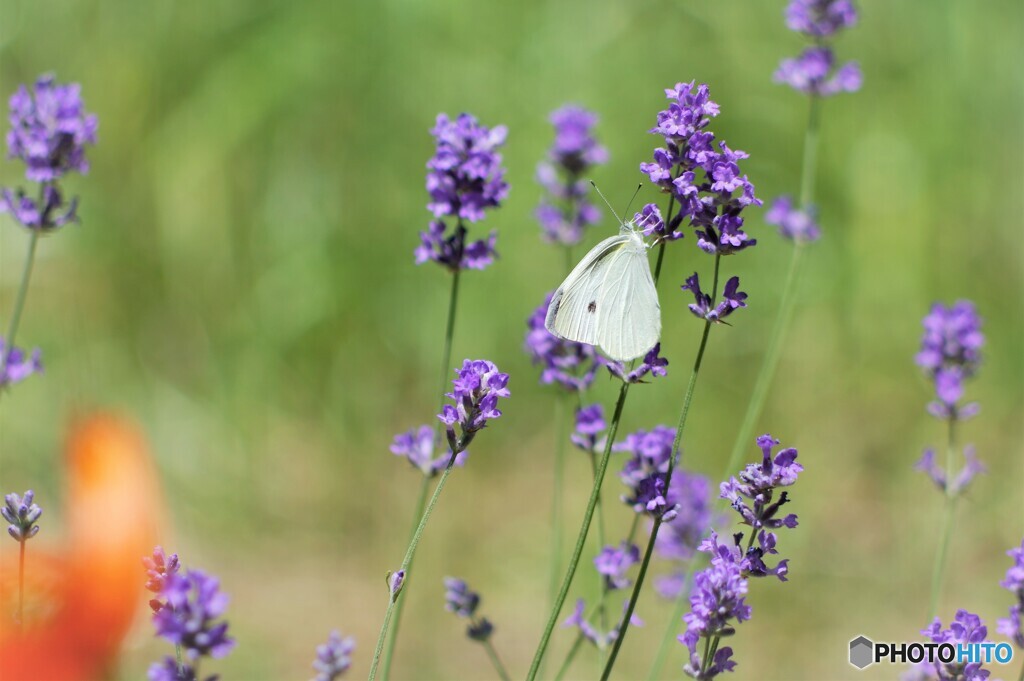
[590,181,624,226]
[622,183,643,221]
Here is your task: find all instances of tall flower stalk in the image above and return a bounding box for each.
[0,75,96,390]
[368,360,511,681]
[912,301,985,620]
[3,490,42,628]
[379,112,508,679]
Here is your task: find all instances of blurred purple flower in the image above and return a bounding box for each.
[438,359,510,451]
[916,301,984,419]
[153,570,235,661]
[6,74,97,182]
[998,539,1024,649]
[563,598,643,650]
[774,46,862,97]
[3,490,41,542]
[147,657,204,681]
[785,0,858,37]
[655,470,717,599]
[765,195,821,242]
[0,338,42,388]
[536,105,606,245]
[616,425,681,520]
[681,273,747,323]
[312,630,355,681]
[605,343,668,384]
[571,404,606,453]
[0,185,79,231]
[914,447,985,496]
[594,541,640,591]
[443,577,480,618]
[906,610,992,681]
[143,546,181,613]
[641,82,761,256]
[524,292,599,392]
[390,426,467,477]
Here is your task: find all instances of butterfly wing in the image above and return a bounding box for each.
[595,239,661,362]
[545,234,632,346]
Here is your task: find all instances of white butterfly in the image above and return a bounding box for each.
[545,221,661,362]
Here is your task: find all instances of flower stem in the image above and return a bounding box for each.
[719,94,821,495]
[601,254,720,680]
[379,265,463,679]
[379,475,430,680]
[482,638,512,681]
[368,455,461,681]
[17,539,25,628]
[928,417,958,621]
[526,381,632,681]
[175,644,184,676]
[1,228,41,380]
[549,394,569,608]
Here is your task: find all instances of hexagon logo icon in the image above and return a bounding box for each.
[849,635,874,669]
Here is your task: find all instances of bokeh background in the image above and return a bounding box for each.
[1,0,1022,678]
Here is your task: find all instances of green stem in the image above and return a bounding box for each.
[601,254,720,680]
[435,268,462,414]
[928,417,958,621]
[550,394,569,608]
[1,228,41,380]
[379,476,430,679]
[17,539,24,628]
[526,381,632,681]
[482,638,512,681]
[175,644,183,676]
[368,454,461,680]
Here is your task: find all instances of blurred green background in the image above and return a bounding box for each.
[1,0,1022,678]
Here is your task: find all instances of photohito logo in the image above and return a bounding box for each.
[848,635,1014,670]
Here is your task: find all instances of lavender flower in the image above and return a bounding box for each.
[679,532,751,679]
[536,105,606,245]
[774,46,862,97]
[681,274,747,323]
[147,657,203,681]
[525,292,599,392]
[3,490,41,542]
[143,546,181,613]
[998,539,1024,649]
[594,542,641,591]
[634,203,682,242]
[6,74,97,182]
[764,195,821,242]
[640,82,761,256]
[615,425,680,520]
[916,301,984,419]
[563,599,644,650]
[438,359,510,452]
[417,113,507,270]
[785,0,858,37]
[604,342,668,383]
[0,338,43,387]
[905,610,992,681]
[390,426,467,477]
[0,185,78,230]
[914,446,986,496]
[571,404,606,453]
[443,577,495,642]
[654,470,716,598]
[388,570,406,600]
[312,630,355,681]
[153,569,235,661]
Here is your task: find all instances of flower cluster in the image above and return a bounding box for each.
[438,359,510,453]
[571,404,606,453]
[681,274,747,323]
[998,539,1024,649]
[679,533,751,679]
[915,301,984,420]
[914,447,985,496]
[615,426,679,520]
[594,541,641,591]
[312,630,355,681]
[390,425,467,477]
[563,598,644,650]
[639,82,761,255]
[776,1,861,98]
[443,577,494,641]
[524,292,600,392]
[149,567,235,680]
[536,105,607,245]
[604,343,668,383]
[654,470,717,599]
[764,195,820,242]
[417,113,508,271]
[1,74,96,230]
[3,490,42,542]
[903,610,992,681]
[143,546,181,613]
[0,338,43,388]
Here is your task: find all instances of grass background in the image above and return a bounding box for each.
[1,0,1022,678]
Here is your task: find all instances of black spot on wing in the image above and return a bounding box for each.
[587,301,597,313]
